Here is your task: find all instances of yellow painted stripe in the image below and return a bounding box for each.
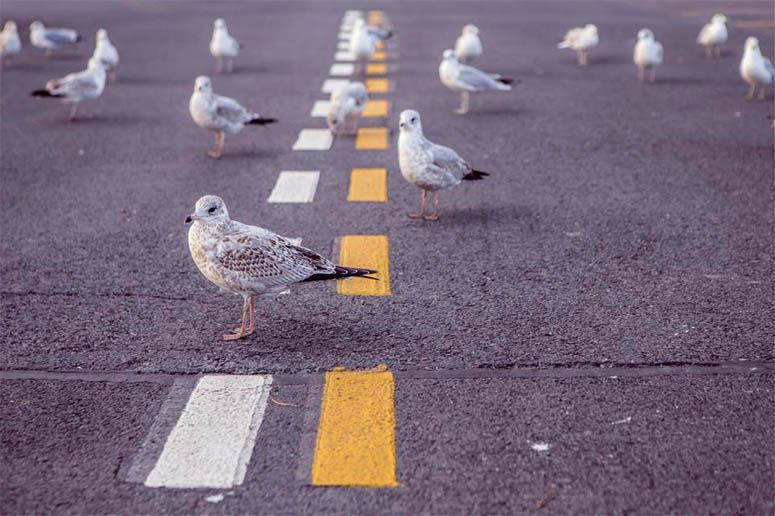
[311,366,398,487]
[370,50,386,61]
[348,168,387,202]
[337,235,391,296]
[375,40,385,51]
[366,63,388,75]
[365,79,390,94]
[355,127,389,150]
[367,11,384,24]
[363,99,389,118]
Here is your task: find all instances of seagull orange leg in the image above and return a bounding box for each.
[424,192,441,221]
[246,296,255,336]
[409,190,427,219]
[208,130,224,158]
[223,296,249,340]
[69,103,79,121]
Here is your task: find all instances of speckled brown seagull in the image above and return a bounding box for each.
[186,195,376,341]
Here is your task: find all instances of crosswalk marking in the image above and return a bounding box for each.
[337,41,350,51]
[363,99,389,118]
[365,79,390,93]
[337,235,391,296]
[310,100,331,118]
[321,78,349,94]
[366,63,388,75]
[347,168,387,202]
[143,375,273,489]
[311,366,398,487]
[334,50,354,60]
[355,127,389,150]
[329,63,354,76]
[267,171,320,203]
[292,129,333,151]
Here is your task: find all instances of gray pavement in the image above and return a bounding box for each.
[1,0,773,514]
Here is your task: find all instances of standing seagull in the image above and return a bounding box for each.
[455,24,482,64]
[209,18,240,73]
[92,29,119,82]
[186,195,377,341]
[557,24,598,66]
[327,81,368,135]
[29,20,80,58]
[633,29,663,82]
[31,57,105,120]
[398,110,489,221]
[439,49,513,114]
[189,76,277,158]
[740,37,773,101]
[0,21,21,67]
[349,19,375,74]
[697,13,728,58]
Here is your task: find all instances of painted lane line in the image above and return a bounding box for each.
[365,79,390,94]
[337,235,391,296]
[321,78,350,94]
[337,41,350,51]
[310,100,331,118]
[292,129,333,151]
[334,50,355,60]
[267,171,320,203]
[338,32,352,40]
[311,366,398,486]
[144,375,273,489]
[355,127,389,150]
[363,99,389,118]
[366,63,388,75]
[370,50,386,61]
[329,63,354,76]
[367,11,384,25]
[347,168,387,202]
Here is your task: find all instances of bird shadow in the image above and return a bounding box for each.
[589,54,630,67]
[467,104,525,117]
[113,75,190,87]
[46,53,84,62]
[654,76,706,85]
[434,203,531,227]
[216,147,284,161]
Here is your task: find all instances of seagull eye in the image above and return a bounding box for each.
[208,206,217,214]
[411,117,416,123]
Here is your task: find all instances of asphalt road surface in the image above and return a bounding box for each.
[1,0,773,514]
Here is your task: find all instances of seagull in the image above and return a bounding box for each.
[633,28,663,82]
[0,21,21,67]
[185,195,377,341]
[30,57,105,120]
[557,24,598,66]
[29,20,80,58]
[697,13,728,58]
[439,49,514,114]
[92,29,119,82]
[455,24,482,64]
[189,76,277,158]
[349,19,391,73]
[398,110,490,221]
[210,18,240,73]
[740,37,773,101]
[327,81,368,135]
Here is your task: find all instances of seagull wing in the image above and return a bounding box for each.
[44,28,78,45]
[697,23,712,43]
[430,142,472,180]
[47,69,99,98]
[214,94,250,124]
[457,64,506,91]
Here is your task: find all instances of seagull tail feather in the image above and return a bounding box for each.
[303,266,378,283]
[463,169,490,181]
[30,89,61,98]
[74,33,82,43]
[557,41,570,49]
[248,115,277,126]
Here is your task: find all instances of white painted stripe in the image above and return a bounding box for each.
[144,375,273,489]
[321,78,349,94]
[329,63,354,76]
[267,171,320,203]
[338,31,352,39]
[292,129,333,151]
[310,100,331,118]
[334,50,354,60]
[338,41,350,51]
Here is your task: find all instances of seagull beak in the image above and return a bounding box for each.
[185,214,196,224]
[399,122,405,129]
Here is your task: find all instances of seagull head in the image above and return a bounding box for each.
[442,49,456,61]
[194,76,213,94]
[462,24,479,35]
[96,28,108,41]
[584,24,598,35]
[711,13,728,24]
[745,36,760,53]
[29,20,44,32]
[186,195,230,226]
[214,18,226,29]
[399,109,423,134]
[637,28,654,40]
[4,21,18,33]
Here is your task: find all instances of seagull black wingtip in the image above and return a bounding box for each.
[31,89,58,98]
[463,169,491,181]
[248,116,278,125]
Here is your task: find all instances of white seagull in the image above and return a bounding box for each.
[327,81,369,135]
[455,24,482,64]
[29,20,80,57]
[697,13,728,58]
[92,29,119,82]
[398,110,490,221]
[31,57,105,120]
[349,19,391,73]
[189,76,277,158]
[210,18,240,73]
[557,24,598,66]
[0,21,21,67]
[633,28,663,82]
[439,49,514,114]
[185,195,377,341]
[740,37,773,101]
